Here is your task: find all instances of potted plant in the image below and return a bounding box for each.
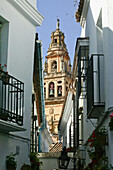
[109,113,113,131]
[0,64,5,78]
[6,153,17,170]
[86,127,109,170]
[30,152,42,170]
[0,64,10,84]
[95,127,107,146]
[2,71,10,85]
[88,127,107,147]
[85,156,111,170]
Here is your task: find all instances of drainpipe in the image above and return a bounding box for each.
[36,39,45,152]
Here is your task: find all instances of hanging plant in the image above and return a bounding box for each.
[86,127,108,169]
[88,127,107,148]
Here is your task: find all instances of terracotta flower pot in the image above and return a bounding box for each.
[7,165,16,170]
[21,164,31,170]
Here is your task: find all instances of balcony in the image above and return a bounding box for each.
[87,54,105,118]
[0,69,25,132]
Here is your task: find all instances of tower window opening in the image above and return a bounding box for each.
[51,60,57,72]
[58,81,62,84]
[55,39,57,43]
[44,87,46,98]
[49,82,54,97]
[58,86,62,96]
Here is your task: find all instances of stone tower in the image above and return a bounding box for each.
[44,19,72,139]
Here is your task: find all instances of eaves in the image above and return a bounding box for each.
[7,0,44,26]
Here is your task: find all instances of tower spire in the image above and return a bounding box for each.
[57,19,60,29]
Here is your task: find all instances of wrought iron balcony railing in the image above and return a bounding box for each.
[87,54,105,118]
[0,69,24,126]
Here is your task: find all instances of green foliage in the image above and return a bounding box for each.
[86,127,109,169]
[6,153,17,168]
[84,155,113,170]
[95,126,107,136]
[30,152,42,170]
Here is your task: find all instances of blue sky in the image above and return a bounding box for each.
[37,0,81,63]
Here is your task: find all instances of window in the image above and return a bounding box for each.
[0,17,9,64]
[51,60,57,72]
[44,87,46,98]
[0,17,9,68]
[55,39,57,43]
[58,81,62,84]
[49,82,54,97]
[58,86,62,97]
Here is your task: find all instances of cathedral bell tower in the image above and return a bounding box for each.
[44,19,72,139]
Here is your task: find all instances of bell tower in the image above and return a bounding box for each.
[44,19,72,139]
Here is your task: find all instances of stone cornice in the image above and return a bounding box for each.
[7,0,44,26]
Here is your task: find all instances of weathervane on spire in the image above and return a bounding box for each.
[57,19,60,29]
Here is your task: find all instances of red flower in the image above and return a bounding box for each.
[92,131,96,138]
[110,113,113,119]
[89,143,93,147]
[88,138,94,143]
[4,64,7,67]
[92,159,98,165]
[66,148,71,152]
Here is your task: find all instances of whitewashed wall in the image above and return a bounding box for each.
[59,90,73,148]
[41,128,52,152]
[80,0,113,166]
[0,0,43,169]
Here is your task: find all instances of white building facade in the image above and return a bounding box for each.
[74,0,113,169]
[0,0,43,169]
[58,90,73,149]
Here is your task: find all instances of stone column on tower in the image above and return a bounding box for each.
[46,82,49,98]
[62,79,66,97]
[55,81,57,97]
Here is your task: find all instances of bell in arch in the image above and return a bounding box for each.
[50,83,54,95]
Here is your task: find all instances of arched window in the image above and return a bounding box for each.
[55,39,57,43]
[51,60,57,72]
[49,82,54,97]
[44,87,46,98]
[58,86,62,97]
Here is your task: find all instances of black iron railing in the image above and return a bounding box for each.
[0,69,24,125]
[87,54,105,117]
